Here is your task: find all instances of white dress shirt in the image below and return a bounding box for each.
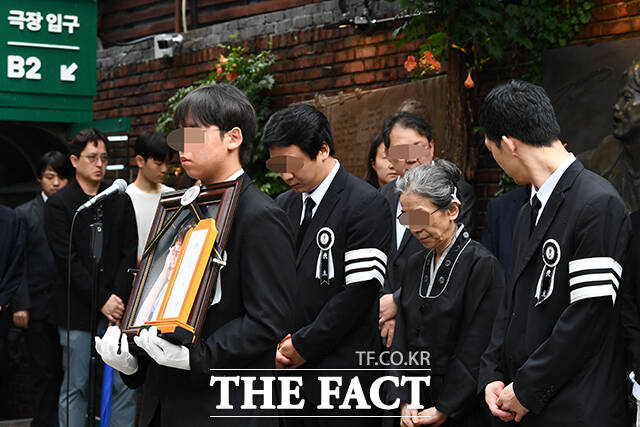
[300,160,340,224]
[225,168,245,182]
[530,153,575,225]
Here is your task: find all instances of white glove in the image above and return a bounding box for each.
[95,325,139,375]
[134,326,190,371]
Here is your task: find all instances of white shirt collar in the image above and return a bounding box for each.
[530,153,575,222]
[300,159,340,223]
[225,168,245,182]
[41,191,48,202]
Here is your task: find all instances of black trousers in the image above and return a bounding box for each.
[25,319,63,427]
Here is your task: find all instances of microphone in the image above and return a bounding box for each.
[76,179,127,213]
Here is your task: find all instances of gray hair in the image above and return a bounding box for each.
[395,159,462,208]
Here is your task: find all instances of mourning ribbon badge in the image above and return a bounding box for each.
[535,239,561,306]
[316,227,335,285]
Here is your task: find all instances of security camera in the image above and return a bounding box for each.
[153,34,184,59]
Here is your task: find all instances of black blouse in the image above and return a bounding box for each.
[391,227,504,424]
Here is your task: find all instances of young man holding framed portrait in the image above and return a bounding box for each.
[96,84,296,426]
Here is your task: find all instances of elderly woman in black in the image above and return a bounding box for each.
[391,160,504,427]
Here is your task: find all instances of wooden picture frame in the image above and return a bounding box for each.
[121,180,243,346]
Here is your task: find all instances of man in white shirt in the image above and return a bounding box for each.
[479,79,630,427]
[377,112,477,348]
[126,131,174,263]
[264,104,391,425]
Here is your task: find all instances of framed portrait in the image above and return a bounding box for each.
[121,179,243,346]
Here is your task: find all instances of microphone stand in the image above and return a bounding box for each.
[87,203,104,427]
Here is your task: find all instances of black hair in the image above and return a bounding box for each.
[69,128,109,156]
[135,131,170,162]
[381,111,433,148]
[174,84,257,166]
[364,133,384,188]
[479,80,561,147]
[37,151,72,180]
[262,104,335,159]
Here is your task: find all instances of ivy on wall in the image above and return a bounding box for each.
[394,0,593,195]
[394,0,593,83]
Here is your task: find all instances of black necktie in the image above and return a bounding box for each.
[297,197,316,252]
[530,195,541,236]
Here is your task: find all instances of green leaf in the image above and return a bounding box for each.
[393,0,592,87]
[156,41,285,195]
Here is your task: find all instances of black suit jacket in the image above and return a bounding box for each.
[123,176,296,427]
[380,176,477,301]
[481,186,530,279]
[44,180,138,331]
[13,194,57,320]
[0,205,23,336]
[622,210,640,379]
[276,165,391,404]
[479,161,629,426]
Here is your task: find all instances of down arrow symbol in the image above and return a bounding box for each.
[60,63,78,82]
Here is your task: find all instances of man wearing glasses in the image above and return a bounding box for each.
[44,128,138,426]
[378,111,477,349]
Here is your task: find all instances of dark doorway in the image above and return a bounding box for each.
[0,123,68,207]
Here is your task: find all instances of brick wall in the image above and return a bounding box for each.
[94,0,640,234]
[470,0,640,234]
[575,0,640,41]
[94,24,421,167]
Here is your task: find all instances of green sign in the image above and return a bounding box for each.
[0,0,97,123]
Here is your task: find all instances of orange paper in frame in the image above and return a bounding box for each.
[145,218,218,342]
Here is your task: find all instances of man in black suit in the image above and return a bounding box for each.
[12,151,71,426]
[263,104,391,426]
[622,210,640,424]
[0,206,23,312]
[481,186,530,278]
[44,129,137,426]
[377,112,478,347]
[0,204,24,405]
[479,80,629,426]
[96,85,296,426]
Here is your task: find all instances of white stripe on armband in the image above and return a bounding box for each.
[569,257,622,276]
[569,272,619,290]
[345,259,386,275]
[570,284,617,305]
[344,248,387,265]
[345,269,385,286]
